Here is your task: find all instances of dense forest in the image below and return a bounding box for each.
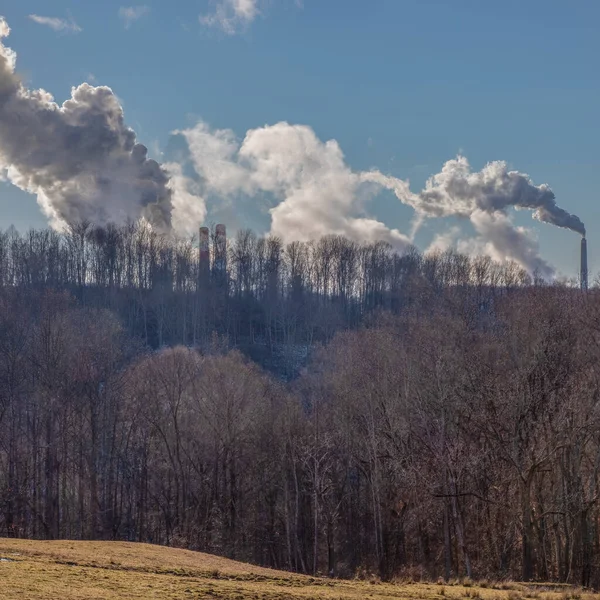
[1,222,600,588]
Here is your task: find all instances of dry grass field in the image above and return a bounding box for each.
[0,538,595,600]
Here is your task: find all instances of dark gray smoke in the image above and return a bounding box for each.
[0,17,172,230]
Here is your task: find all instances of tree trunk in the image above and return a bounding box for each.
[521,478,534,581]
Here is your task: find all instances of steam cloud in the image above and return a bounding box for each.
[364,156,585,235]
[363,157,586,276]
[177,121,411,249]
[0,17,204,235]
[0,17,585,277]
[177,121,584,276]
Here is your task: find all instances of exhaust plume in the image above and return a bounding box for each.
[469,210,554,277]
[364,156,585,235]
[0,17,203,235]
[177,120,412,249]
[0,16,583,275]
[178,121,582,276]
[363,156,584,275]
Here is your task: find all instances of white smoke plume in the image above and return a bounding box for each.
[177,120,412,249]
[165,162,207,237]
[363,156,584,276]
[362,156,585,235]
[426,227,461,254]
[0,16,583,275]
[469,210,553,277]
[178,122,583,276]
[417,157,582,235]
[0,17,203,236]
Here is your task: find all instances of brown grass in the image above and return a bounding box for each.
[0,538,595,600]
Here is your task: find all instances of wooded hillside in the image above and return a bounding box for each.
[0,224,599,586]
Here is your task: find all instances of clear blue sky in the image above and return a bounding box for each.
[0,0,598,278]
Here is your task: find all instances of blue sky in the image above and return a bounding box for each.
[0,0,598,278]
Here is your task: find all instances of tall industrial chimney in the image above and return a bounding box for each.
[581,236,588,291]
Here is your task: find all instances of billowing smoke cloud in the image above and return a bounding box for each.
[0,17,583,275]
[177,120,412,249]
[469,210,553,277]
[363,156,585,235]
[165,162,207,237]
[0,17,204,235]
[363,156,584,276]
[178,122,583,276]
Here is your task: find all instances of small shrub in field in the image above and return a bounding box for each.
[508,591,524,600]
[354,566,368,580]
[463,577,473,588]
[496,582,515,590]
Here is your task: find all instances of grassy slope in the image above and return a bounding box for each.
[0,538,592,600]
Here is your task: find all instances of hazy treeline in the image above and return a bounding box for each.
[0,222,542,375]
[1,224,600,587]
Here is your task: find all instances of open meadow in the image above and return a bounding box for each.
[0,539,595,600]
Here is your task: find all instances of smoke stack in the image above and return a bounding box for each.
[214,224,227,272]
[199,227,210,262]
[581,236,588,291]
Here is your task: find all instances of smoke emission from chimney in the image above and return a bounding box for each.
[0,17,587,278]
[363,156,586,235]
[0,17,204,235]
[177,122,585,277]
[362,157,586,277]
